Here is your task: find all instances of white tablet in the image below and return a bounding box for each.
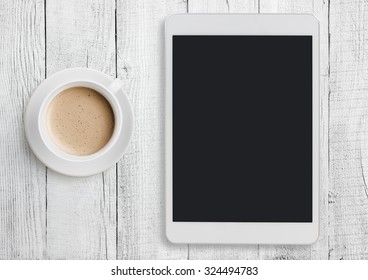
[165,14,319,244]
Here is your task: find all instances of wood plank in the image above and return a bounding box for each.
[187,0,259,260]
[0,0,46,259]
[45,0,116,259]
[329,0,368,260]
[259,0,329,260]
[189,0,258,12]
[116,0,188,259]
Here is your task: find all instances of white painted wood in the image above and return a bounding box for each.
[116,0,189,259]
[259,0,329,260]
[0,0,367,260]
[0,0,46,259]
[45,0,116,259]
[189,0,258,13]
[187,0,259,260]
[329,0,368,260]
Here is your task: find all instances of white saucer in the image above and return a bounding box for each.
[24,68,134,176]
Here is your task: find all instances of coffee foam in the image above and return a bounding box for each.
[46,87,115,156]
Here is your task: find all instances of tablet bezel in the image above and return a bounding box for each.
[165,14,319,244]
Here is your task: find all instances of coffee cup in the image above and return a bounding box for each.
[25,68,133,176]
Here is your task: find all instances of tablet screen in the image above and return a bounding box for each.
[172,35,312,223]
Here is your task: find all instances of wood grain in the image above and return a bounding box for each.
[259,0,329,260]
[187,0,260,260]
[329,0,368,260]
[45,0,116,259]
[189,0,258,13]
[0,0,46,259]
[1,0,367,260]
[116,0,188,259]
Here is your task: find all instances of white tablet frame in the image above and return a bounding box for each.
[165,14,319,244]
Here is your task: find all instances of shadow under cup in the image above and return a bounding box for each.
[39,81,122,161]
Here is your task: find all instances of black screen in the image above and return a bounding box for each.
[173,36,312,222]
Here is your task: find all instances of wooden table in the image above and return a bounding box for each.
[0,0,365,260]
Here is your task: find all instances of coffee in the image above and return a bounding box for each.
[46,87,115,156]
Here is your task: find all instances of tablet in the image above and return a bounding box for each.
[165,14,319,244]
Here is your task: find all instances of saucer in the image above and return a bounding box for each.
[24,68,133,176]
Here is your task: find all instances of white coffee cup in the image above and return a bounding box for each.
[25,68,133,176]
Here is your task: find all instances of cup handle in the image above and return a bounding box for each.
[108,78,124,94]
